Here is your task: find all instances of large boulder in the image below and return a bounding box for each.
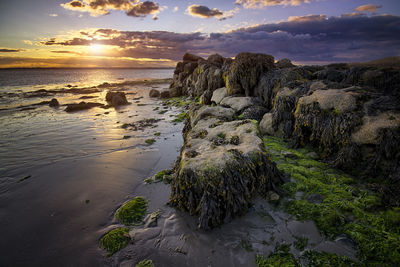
[226,53,275,96]
[207,54,225,67]
[260,113,274,135]
[183,53,204,62]
[171,106,284,229]
[211,87,228,104]
[220,96,263,113]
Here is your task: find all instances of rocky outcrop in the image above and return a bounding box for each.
[170,105,284,229]
[105,91,129,106]
[49,98,59,107]
[65,101,104,112]
[170,52,400,206]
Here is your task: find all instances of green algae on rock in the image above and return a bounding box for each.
[135,259,154,267]
[115,196,148,225]
[263,135,400,266]
[99,227,130,256]
[170,106,284,229]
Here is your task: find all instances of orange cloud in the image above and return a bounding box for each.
[355,4,382,13]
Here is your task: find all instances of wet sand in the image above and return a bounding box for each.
[0,81,183,266]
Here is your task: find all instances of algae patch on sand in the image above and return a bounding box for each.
[115,196,148,225]
[99,227,130,256]
[135,259,154,267]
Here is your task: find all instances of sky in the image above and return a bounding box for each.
[0,0,399,68]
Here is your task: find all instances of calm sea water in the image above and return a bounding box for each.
[0,68,173,88]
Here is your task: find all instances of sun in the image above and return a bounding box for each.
[90,44,103,53]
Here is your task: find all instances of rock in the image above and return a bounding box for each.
[105,91,128,106]
[171,107,284,229]
[211,87,228,104]
[199,90,213,105]
[306,152,319,159]
[240,105,269,122]
[259,113,274,135]
[226,52,275,96]
[189,105,235,127]
[49,98,59,107]
[281,150,297,159]
[65,101,104,112]
[276,58,294,68]
[266,191,280,201]
[306,193,324,204]
[144,211,160,228]
[351,112,400,145]
[220,96,263,112]
[149,89,160,98]
[160,90,170,98]
[298,89,357,113]
[183,53,204,62]
[207,54,224,67]
[309,80,327,92]
[169,86,182,97]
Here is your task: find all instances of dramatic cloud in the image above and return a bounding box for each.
[39,14,400,64]
[0,48,24,52]
[51,50,83,55]
[126,1,159,17]
[187,5,223,18]
[235,0,313,9]
[187,5,239,20]
[61,0,160,18]
[355,4,382,13]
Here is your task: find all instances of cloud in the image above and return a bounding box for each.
[23,40,33,45]
[61,0,160,18]
[235,0,313,9]
[126,1,159,17]
[35,14,400,64]
[0,48,24,53]
[354,4,382,13]
[187,5,239,20]
[49,13,58,17]
[288,14,326,22]
[51,50,83,55]
[173,6,179,12]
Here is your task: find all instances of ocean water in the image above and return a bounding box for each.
[0,68,182,266]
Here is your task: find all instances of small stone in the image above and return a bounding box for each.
[281,150,297,159]
[306,193,324,204]
[306,152,319,159]
[267,191,280,201]
[149,89,160,98]
[49,98,59,107]
[144,211,161,228]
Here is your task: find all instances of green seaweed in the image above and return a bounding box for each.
[293,236,308,251]
[263,135,400,266]
[115,196,148,225]
[154,132,161,136]
[135,259,154,267]
[300,250,358,266]
[255,243,299,267]
[145,138,156,145]
[99,227,130,256]
[172,112,187,123]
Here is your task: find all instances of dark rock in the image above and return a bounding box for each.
[183,53,204,62]
[226,52,275,96]
[276,58,295,68]
[149,89,160,98]
[240,105,269,122]
[65,102,104,112]
[106,91,128,106]
[160,90,170,98]
[49,98,59,107]
[207,54,225,67]
[199,90,213,105]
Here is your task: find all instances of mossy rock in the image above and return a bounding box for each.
[135,259,154,267]
[115,196,148,225]
[99,227,130,256]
